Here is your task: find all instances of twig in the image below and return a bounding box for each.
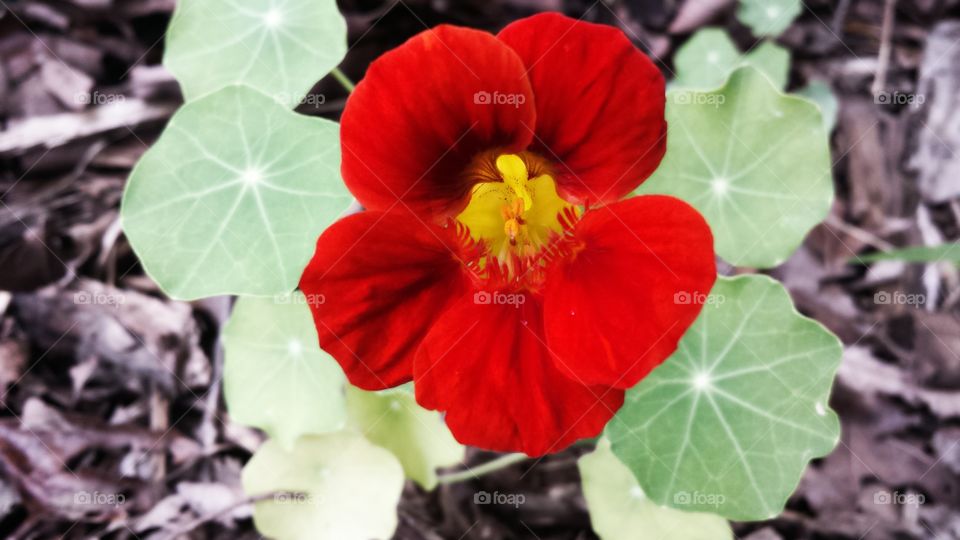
[825,214,896,252]
[831,0,853,36]
[871,0,898,97]
[149,385,169,481]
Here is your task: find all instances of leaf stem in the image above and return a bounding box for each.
[330,67,356,93]
[436,453,529,485]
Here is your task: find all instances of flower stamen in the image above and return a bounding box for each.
[456,152,574,263]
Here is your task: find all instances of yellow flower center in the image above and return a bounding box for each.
[456,153,574,260]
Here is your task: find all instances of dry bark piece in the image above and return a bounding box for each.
[12,280,208,396]
[668,0,734,34]
[40,61,94,111]
[909,21,960,202]
[0,99,175,156]
[839,346,960,418]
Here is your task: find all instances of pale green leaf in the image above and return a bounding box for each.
[746,42,791,89]
[242,432,404,540]
[163,0,347,107]
[346,386,464,490]
[579,439,732,540]
[737,0,802,37]
[121,85,352,299]
[606,275,842,521]
[796,80,839,132]
[223,292,347,450]
[673,29,790,90]
[673,29,739,90]
[638,67,834,268]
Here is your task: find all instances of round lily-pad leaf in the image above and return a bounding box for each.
[579,440,732,540]
[242,432,404,540]
[223,292,347,450]
[121,85,352,300]
[346,386,464,490]
[163,0,347,107]
[673,29,790,90]
[606,275,842,521]
[736,0,801,37]
[638,67,833,269]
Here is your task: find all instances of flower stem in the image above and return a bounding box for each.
[436,453,529,485]
[331,67,356,93]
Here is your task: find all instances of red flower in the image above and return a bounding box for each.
[300,13,716,456]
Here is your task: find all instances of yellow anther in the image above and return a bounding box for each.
[495,154,533,211]
[504,218,521,243]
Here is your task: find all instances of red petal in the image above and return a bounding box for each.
[543,195,716,389]
[299,210,473,390]
[341,25,536,217]
[498,13,667,204]
[414,294,623,455]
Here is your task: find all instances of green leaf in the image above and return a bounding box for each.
[243,432,404,540]
[163,0,347,107]
[606,275,842,521]
[736,0,801,37]
[579,440,732,540]
[796,80,839,133]
[673,29,790,90]
[223,292,347,450]
[855,244,960,264]
[638,67,833,268]
[346,386,464,490]
[121,85,352,300]
[746,42,791,89]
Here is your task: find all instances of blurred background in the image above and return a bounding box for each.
[1,0,959,538]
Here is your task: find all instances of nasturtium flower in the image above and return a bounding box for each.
[301,13,716,456]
